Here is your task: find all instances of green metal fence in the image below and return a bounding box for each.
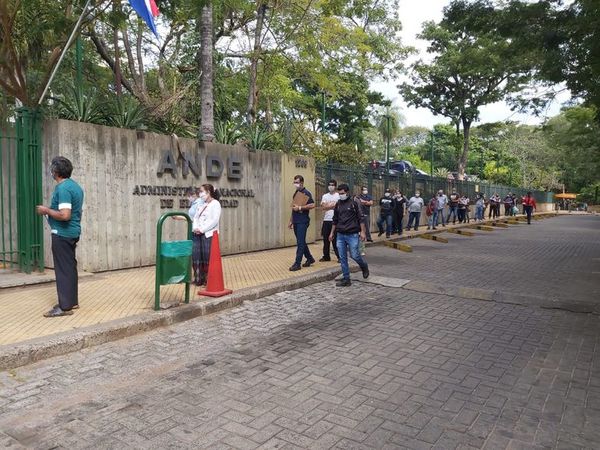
[316,163,553,207]
[0,108,44,273]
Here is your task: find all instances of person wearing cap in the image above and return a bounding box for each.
[330,183,369,287]
[377,188,394,238]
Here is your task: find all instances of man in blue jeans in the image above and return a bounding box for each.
[329,184,369,286]
[289,175,316,271]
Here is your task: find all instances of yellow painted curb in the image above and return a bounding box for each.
[419,234,449,243]
[383,241,413,252]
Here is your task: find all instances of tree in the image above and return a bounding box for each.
[0,0,95,106]
[399,0,535,180]
[199,2,214,141]
[542,106,600,192]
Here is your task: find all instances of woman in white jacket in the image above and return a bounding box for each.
[192,184,222,285]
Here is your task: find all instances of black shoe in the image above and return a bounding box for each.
[432,227,437,230]
[361,265,369,279]
[385,234,390,238]
[378,231,384,237]
[44,306,74,317]
[53,304,79,310]
[289,264,301,271]
[336,278,351,287]
[405,227,411,231]
[302,257,316,267]
[367,239,373,242]
[319,256,331,262]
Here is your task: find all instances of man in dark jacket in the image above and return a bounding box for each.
[330,184,369,286]
[376,188,394,238]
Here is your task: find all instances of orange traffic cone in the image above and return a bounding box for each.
[198,231,233,297]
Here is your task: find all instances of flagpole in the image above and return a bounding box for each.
[37,0,93,106]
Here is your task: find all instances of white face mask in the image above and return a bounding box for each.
[385,193,391,197]
[415,193,420,197]
[328,185,336,193]
[293,182,301,189]
[199,192,208,200]
[362,190,368,195]
[339,194,348,201]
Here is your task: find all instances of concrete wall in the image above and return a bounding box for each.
[42,120,314,272]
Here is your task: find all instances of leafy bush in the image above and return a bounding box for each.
[215,120,243,145]
[107,96,146,129]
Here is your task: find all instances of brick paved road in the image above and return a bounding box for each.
[368,215,600,307]
[0,216,599,449]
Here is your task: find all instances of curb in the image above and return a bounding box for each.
[0,266,348,371]
[402,280,600,315]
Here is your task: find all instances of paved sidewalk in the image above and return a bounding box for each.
[0,244,336,346]
[0,211,557,348]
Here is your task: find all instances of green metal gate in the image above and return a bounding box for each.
[0,108,44,273]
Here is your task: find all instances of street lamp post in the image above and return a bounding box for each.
[429,130,435,177]
[321,91,326,136]
[384,115,391,189]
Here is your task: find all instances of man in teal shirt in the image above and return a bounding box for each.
[36,156,84,317]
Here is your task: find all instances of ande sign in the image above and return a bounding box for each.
[132,150,253,209]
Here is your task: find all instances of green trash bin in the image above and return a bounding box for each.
[155,213,192,310]
[159,240,193,284]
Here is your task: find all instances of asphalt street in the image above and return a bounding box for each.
[0,215,598,449]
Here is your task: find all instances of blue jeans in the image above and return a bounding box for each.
[435,209,445,226]
[447,206,458,223]
[475,205,484,220]
[407,212,421,230]
[377,214,392,236]
[293,222,313,265]
[336,233,367,280]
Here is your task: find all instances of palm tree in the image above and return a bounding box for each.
[376,106,404,166]
[199,2,214,141]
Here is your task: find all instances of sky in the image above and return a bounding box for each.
[371,0,571,128]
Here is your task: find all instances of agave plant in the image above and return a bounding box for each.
[107,95,146,129]
[215,120,243,145]
[433,167,451,179]
[54,85,105,124]
[243,124,276,151]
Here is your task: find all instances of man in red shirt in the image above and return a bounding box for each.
[522,192,537,224]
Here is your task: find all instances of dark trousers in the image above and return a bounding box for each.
[377,214,393,236]
[364,215,372,241]
[321,221,339,260]
[524,205,533,224]
[293,222,313,265]
[407,212,421,230]
[457,208,466,223]
[504,205,511,216]
[393,211,404,234]
[447,206,458,223]
[52,234,79,310]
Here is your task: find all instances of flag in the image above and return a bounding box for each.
[128,0,160,37]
